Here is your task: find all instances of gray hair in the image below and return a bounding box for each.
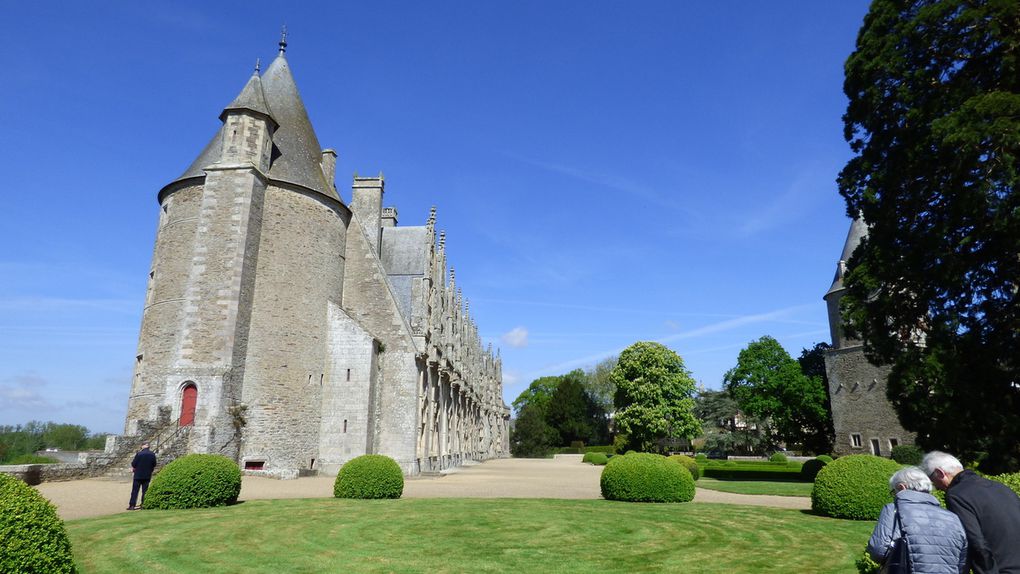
[920,451,964,476]
[890,466,932,493]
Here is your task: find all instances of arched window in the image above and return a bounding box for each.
[180,383,197,427]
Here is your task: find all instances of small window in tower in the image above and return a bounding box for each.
[320,374,324,386]
[851,433,862,448]
[346,369,351,382]
[245,461,265,471]
[871,438,882,456]
[136,354,143,363]
[343,419,348,433]
[890,438,899,449]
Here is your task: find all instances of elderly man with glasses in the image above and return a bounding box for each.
[921,451,1020,573]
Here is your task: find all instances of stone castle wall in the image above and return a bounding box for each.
[825,346,916,457]
[238,184,350,472]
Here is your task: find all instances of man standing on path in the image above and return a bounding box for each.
[127,442,157,510]
[921,451,1020,573]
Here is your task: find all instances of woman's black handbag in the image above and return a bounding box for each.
[880,499,910,574]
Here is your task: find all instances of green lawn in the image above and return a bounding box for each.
[697,477,815,497]
[67,498,871,573]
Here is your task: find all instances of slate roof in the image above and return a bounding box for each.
[164,52,337,201]
[827,216,868,295]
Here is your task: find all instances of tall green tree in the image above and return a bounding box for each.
[583,355,618,412]
[723,337,833,454]
[611,342,701,452]
[694,389,779,455]
[510,376,560,416]
[547,370,609,445]
[509,403,559,458]
[839,0,1020,471]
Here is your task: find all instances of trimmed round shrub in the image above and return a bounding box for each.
[800,457,828,482]
[582,452,596,463]
[600,453,695,503]
[145,454,241,510]
[811,454,902,520]
[0,473,76,573]
[694,452,707,461]
[769,452,788,463]
[589,453,609,466]
[334,454,404,499]
[668,454,700,481]
[816,454,834,463]
[890,445,923,465]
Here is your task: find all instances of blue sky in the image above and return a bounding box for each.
[1,2,870,434]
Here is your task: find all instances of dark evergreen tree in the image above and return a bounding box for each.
[839,0,1020,471]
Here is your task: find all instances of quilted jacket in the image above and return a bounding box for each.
[867,489,968,573]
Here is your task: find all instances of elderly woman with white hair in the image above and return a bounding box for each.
[867,466,968,573]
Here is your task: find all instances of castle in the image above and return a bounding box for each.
[120,37,510,477]
[823,218,916,457]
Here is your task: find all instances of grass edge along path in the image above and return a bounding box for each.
[696,477,814,497]
[68,498,872,573]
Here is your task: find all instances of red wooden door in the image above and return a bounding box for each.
[180,385,197,426]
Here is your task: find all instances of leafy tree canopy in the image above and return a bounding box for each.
[583,355,618,412]
[723,336,833,454]
[611,342,701,452]
[510,376,561,417]
[839,0,1020,471]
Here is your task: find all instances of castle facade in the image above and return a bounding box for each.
[122,39,510,477]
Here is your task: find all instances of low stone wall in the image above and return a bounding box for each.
[0,462,97,485]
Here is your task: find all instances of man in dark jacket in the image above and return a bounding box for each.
[127,442,157,510]
[922,451,1020,573]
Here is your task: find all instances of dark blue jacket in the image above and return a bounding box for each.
[131,448,157,480]
[946,470,1020,574]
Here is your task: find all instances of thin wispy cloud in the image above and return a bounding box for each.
[521,303,819,380]
[506,153,704,220]
[736,167,827,237]
[0,374,53,410]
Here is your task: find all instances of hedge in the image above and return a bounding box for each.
[811,454,902,520]
[600,453,695,503]
[989,472,1020,497]
[144,454,242,510]
[701,461,804,481]
[800,457,828,482]
[0,473,76,573]
[668,454,700,481]
[334,455,404,499]
[890,445,923,465]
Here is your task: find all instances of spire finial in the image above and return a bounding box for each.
[278,25,288,55]
[255,58,261,74]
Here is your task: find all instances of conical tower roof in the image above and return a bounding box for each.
[260,52,335,199]
[220,68,277,128]
[826,216,868,296]
[162,45,337,201]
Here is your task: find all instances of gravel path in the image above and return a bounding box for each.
[34,456,810,521]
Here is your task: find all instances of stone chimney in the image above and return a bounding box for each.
[320,149,337,195]
[351,175,384,254]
